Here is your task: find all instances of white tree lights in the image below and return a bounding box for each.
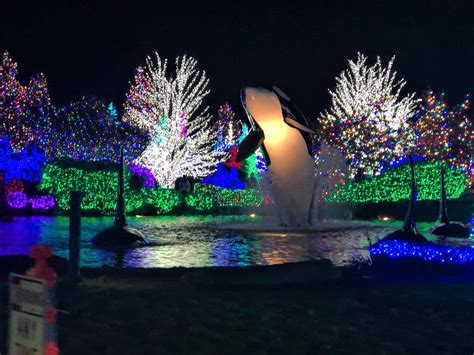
[124,53,223,188]
[321,53,416,177]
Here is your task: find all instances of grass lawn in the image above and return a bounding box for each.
[2,270,473,355]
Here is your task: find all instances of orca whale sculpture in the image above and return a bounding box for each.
[237,86,316,227]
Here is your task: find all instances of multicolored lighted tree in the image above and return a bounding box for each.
[321,53,431,242]
[214,102,242,152]
[124,53,223,188]
[414,90,472,236]
[42,96,147,163]
[0,52,52,153]
[321,53,416,178]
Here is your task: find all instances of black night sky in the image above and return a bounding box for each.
[1,0,473,117]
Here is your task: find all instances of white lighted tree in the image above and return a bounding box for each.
[124,53,223,188]
[321,53,416,177]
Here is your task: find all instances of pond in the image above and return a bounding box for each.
[0,216,472,268]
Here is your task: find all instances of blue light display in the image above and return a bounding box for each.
[369,240,474,264]
[202,163,245,190]
[384,155,424,171]
[0,136,46,182]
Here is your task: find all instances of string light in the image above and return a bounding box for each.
[320,53,416,177]
[214,102,242,151]
[202,163,245,190]
[129,164,155,188]
[0,52,51,153]
[39,164,264,214]
[124,53,224,188]
[370,240,474,264]
[41,97,147,163]
[6,192,28,208]
[6,193,55,210]
[327,161,467,203]
[413,90,472,174]
[0,136,46,182]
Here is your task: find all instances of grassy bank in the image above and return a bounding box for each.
[1,265,474,354]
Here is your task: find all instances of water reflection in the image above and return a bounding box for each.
[0,216,472,268]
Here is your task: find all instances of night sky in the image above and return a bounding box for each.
[2,0,473,118]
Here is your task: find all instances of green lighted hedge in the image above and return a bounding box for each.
[39,164,264,214]
[327,162,468,203]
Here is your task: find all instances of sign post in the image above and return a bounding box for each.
[8,274,47,354]
[8,245,59,355]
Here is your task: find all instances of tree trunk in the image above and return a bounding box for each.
[114,147,127,227]
[308,178,324,226]
[402,154,418,234]
[437,163,449,224]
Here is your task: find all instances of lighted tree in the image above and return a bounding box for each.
[43,96,147,163]
[447,94,472,177]
[321,52,416,178]
[124,53,223,188]
[0,52,51,152]
[415,90,472,235]
[214,102,242,152]
[108,102,118,119]
[321,53,431,241]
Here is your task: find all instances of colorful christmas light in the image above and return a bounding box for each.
[0,52,51,153]
[214,102,242,152]
[6,191,28,208]
[327,161,467,203]
[370,240,474,264]
[412,90,472,173]
[202,163,245,190]
[39,164,263,214]
[41,96,147,163]
[129,164,155,188]
[124,53,224,188]
[29,195,55,210]
[320,53,416,177]
[0,136,46,182]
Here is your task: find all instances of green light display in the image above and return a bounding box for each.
[144,188,183,214]
[185,185,215,211]
[40,164,142,214]
[39,164,264,214]
[213,186,263,207]
[327,162,468,203]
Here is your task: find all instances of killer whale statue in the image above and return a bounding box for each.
[237,86,316,227]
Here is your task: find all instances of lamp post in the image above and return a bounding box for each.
[91,122,148,248]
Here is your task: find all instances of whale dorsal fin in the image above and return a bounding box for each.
[272,86,315,134]
[283,116,316,134]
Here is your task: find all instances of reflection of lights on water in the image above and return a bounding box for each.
[135,215,146,218]
[250,213,256,218]
[280,234,287,237]
[378,215,393,221]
